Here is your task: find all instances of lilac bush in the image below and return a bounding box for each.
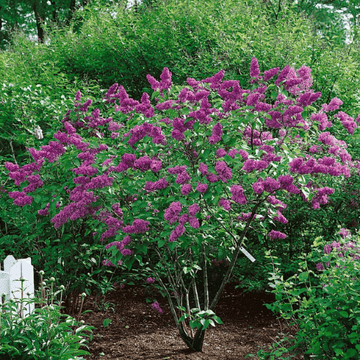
[3,57,360,351]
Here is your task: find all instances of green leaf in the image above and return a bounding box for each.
[339,311,349,318]
[158,239,165,248]
[298,272,309,282]
[189,320,200,329]
[321,255,331,263]
[213,316,223,324]
[202,319,210,330]
[168,241,176,251]
[103,319,111,328]
[346,349,357,357]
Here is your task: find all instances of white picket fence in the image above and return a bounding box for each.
[0,255,35,317]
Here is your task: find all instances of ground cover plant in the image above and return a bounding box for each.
[2,54,360,354]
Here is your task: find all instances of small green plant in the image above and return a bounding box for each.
[94,299,116,313]
[0,270,95,359]
[252,229,360,359]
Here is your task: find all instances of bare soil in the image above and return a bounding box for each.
[69,281,302,360]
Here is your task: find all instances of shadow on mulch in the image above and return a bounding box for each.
[69,282,302,360]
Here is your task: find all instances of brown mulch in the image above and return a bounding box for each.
[67,281,302,360]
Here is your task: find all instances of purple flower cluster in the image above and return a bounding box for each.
[147,67,172,94]
[289,154,350,177]
[296,91,322,107]
[122,219,149,234]
[146,277,155,284]
[8,191,34,207]
[219,198,231,211]
[321,97,343,112]
[230,184,247,204]
[268,230,287,239]
[102,259,123,267]
[335,111,358,135]
[311,187,335,209]
[273,210,288,224]
[243,159,269,173]
[311,113,332,131]
[202,70,225,90]
[151,301,163,313]
[164,202,182,224]
[339,228,350,239]
[209,122,223,144]
[196,183,208,193]
[250,57,260,79]
[124,122,165,148]
[263,67,280,81]
[181,184,192,195]
[238,212,264,222]
[215,161,232,183]
[169,224,186,242]
[144,178,169,193]
[267,196,287,210]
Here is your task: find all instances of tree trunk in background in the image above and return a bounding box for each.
[49,0,58,23]
[31,1,44,42]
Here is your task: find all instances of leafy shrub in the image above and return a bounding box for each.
[0,272,94,359]
[257,229,360,359]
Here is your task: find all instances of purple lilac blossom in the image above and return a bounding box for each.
[268,230,287,239]
[263,67,280,81]
[188,203,200,216]
[168,165,187,174]
[238,150,249,161]
[176,170,191,184]
[215,161,232,182]
[151,301,163,313]
[263,178,280,193]
[196,183,208,193]
[322,97,343,112]
[169,224,185,242]
[179,213,189,225]
[189,217,199,228]
[199,163,209,175]
[202,70,225,90]
[219,198,231,211]
[273,210,288,224]
[275,65,290,86]
[181,184,192,195]
[121,249,133,256]
[206,173,218,183]
[339,228,350,239]
[209,122,223,144]
[250,57,260,78]
[216,148,227,158]
[230,184,247,204]
[164,202,182,224]
[252,180,264,195]
[228,149,238,158]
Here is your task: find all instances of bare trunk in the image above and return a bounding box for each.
[31,2,44,43]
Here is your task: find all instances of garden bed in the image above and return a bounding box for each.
[74,281,301,359]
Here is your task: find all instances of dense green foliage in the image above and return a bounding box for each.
[0,273,94,359]
[254,232,360,359]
